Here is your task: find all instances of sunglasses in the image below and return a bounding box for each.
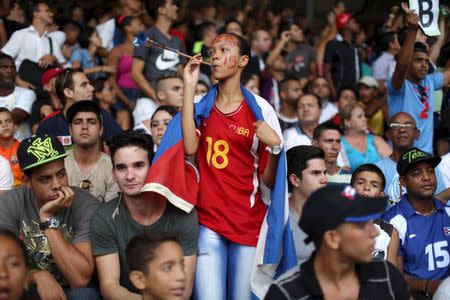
[80,179,92,191]
[389,122,416,130]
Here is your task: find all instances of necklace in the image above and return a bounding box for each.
[415,207,436,217]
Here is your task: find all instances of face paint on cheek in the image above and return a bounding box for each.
[227,56,237,69]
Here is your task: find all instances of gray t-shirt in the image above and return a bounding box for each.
[133,26,186,88]
[0,186,100,286]
[284,43,316,78]
[90,196,199,291]
[289,209,315,265]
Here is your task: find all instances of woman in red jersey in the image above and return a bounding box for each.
[182,33,283,300]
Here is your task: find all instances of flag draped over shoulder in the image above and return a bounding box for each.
[142,85,297,299]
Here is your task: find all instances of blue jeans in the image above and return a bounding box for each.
[193,225,255,300]
[23,286,101,300]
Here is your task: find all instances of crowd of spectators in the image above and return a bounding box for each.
[1,0,450,299]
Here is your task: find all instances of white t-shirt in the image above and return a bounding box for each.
[319,101,338,124]
[438,152,450,188]
[0,86,36,140]
[133,97,159,126]
[1,25,65,69]
[0,156,13,191]
[96,19,115,51]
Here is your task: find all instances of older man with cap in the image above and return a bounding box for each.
[383,147,450,299]
[265,185,409,300]
[0,134,101,299]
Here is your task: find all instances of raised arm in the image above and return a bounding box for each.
[391,3,419,90]
[181,54,202,156]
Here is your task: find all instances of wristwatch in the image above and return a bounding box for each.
[39,217,60,230]
[266,143,283,155]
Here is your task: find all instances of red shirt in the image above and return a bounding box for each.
[197,100,268,246]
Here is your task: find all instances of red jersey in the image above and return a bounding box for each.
[197,100,268,246]
[0,140,23,186]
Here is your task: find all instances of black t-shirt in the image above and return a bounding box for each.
[265,255,410,300]
[324,39,361,92]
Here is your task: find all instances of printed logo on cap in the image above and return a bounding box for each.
[27,137,59,162]
[402,149,428,163]
[341,186,356,200]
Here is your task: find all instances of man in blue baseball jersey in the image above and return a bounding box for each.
[383,147,449,299]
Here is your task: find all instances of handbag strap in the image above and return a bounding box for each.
[47,36,53,55]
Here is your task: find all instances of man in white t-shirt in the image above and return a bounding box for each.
[0,155,13,193]
[0,53,36,140]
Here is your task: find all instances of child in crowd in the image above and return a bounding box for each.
[127,233,186,300]
[150,105,177,149]
[0,108,23,186]
[0,228,28,300]
[93,77,130,130]
[351,163,399,267]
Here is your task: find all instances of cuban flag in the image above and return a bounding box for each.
[142,85,297,299]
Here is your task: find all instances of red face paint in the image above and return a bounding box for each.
[227,56,237,69]
[213,34,237,46]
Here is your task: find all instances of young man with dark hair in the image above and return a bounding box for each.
[126,232,186,300]
[312,122,351,183]
[0,134,101,300]
[132,0,184,101]
[133,73,184,128]
[351,163,399,266]
[383,147,450,298]
[37,68,122,147]
[266,185,409,300]
[0,53,36,140]
[388,6,450,154]
[246,29,272,76]
[286,145,327,264]
[90,131,198,300]
[65,100,119,203]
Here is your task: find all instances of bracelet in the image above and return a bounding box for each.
[424,279,430,296]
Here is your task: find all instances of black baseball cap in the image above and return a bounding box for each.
[397,147,441,176]
[18,134,68,171]
[299,185,386,245]
[66,100,102,124]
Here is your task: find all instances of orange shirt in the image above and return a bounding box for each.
[0,140,23,186]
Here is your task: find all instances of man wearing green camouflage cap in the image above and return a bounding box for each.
[0,134,101,300]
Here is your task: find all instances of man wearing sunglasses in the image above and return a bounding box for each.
[36,68,122,148]
[64,100,119,203]
[376,112,446,206]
